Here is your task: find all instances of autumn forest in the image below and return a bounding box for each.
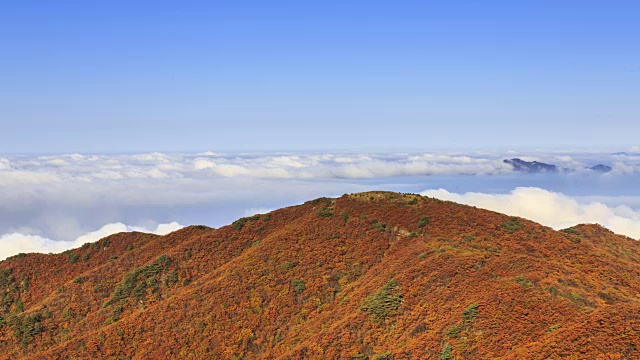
[1,191,639,359]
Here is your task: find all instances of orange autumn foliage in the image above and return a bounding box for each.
[0,191,639,359]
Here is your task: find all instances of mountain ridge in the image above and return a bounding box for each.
[504,158,612,173]
[1,191,639,359]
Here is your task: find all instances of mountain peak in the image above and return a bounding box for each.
[504,158,559,172]
[1,192,639,359]
[589,164,613,173]
[504,158,612,173]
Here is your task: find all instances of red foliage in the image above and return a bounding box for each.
[1,191,640,359]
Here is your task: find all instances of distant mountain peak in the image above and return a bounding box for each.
[504,158,611,173]
[503,158,559,173]
[589,164,612,173]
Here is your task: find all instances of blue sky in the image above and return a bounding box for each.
[1,1,639,153]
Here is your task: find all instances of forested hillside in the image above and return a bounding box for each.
[1,192,639,359]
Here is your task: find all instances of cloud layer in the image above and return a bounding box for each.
[2,150,637,184]
[421,187,640,239]
[1,150,640,260]
[0,222,183,260]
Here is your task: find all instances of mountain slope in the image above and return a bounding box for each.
[1,192,639,359]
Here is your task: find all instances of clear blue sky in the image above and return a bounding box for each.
[2,1,639,153]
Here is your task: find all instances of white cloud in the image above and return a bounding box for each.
[243,208,276,217]
[48,158,68,166]
[611,161,640,175]
[151,222,184,235]
[0,150,638,255]
[0,170,62,186]
[267,156,308,168]
[0,222,183,260]
[193,158,216,170]
[0,150,635,183]
[0,233,71,258]
[421,187,640,239]
[212,164,251,177]
[131,152,171,163]
[0,158,10,170]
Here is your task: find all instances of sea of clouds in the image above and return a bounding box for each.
[1,150,640,259]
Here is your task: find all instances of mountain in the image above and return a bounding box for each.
[589,164,613,173]
[503,158,559,173]
[504,158,612,173]
[611,152,640,156]
[1,192,640,359]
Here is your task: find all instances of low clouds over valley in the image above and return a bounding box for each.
[1,150,640,259]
